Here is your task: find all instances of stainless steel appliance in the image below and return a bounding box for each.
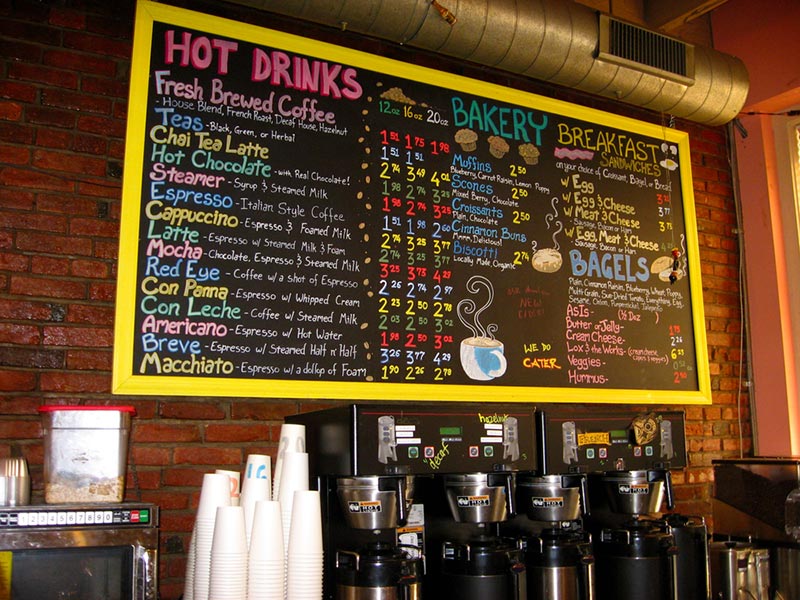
[534,409,707,600]
[0,503,158,600]
[712,458,800,600]
[512,473,594,600]
[287,403,537,600]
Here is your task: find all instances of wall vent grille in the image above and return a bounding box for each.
[598,15,695,85]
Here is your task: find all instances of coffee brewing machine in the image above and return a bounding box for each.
[535,408,709,600]
[288,403,537,600]
[289,405,708,600]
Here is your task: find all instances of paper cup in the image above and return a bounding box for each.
[197,473,232,520]
[249,500,285,560]
[243,454,272,484]
[277,451,309,553]
[241,476,271,544]
[215,469,242,506]
[273,424,305,499]
[288,490,323,555]
[211,505,248,556]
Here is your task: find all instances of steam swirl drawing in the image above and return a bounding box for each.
[456,275,507,381]
[532,197,564,273]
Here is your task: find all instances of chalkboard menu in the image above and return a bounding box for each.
[113,1,711,404]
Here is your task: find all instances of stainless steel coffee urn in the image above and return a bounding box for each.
[337,542,423,600]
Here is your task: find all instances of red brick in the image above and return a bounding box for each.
[230,401,297,420]
[77,114,126,138]
[49,7,87,31]
[130,446,171,466]
[133,424,201,444]
[0,252,29,272]
[8,61,79,88]
[44,49,116,77]
[39,371,110,393]
[0,421,41,439]
[173,446,244,466]
[162,468,207,488]
[126,469,161,491]
[0,101,23,121]
[36,129,73,150]
[16,231,92,255]
[0,122,34,146]
[71,258,109,279]
[10,275,86,299]
[0,299,54,321]
[160,402,227,420]
[0,323,41,345]
[41,88,114,115]
[74,134,109,155]
[31,256,70,276]
[66,304,114,325]
[33,149,107,177]
[0,188,35,210]
[204,423,270,443]
[136,490,189,510]
[0,81,37,103]
[88,281,116,301]
[63,29,131,58]
[0,167,74,192]
[26,106,78,129]
[0,369,36,391]
[65,348,112,370]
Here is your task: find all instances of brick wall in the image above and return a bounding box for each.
[0,1,750,597]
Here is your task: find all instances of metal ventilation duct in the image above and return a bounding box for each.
[226,0,749,126]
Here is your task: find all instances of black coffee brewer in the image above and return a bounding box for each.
[535,409,708,600]
[512,472,595,600]
[288,403,538,600]
[433,470,527,600]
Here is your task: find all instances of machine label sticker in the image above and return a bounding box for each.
[617,483,650,494]
[457,495,491,507]
[531,496,565,508]
[348,501,382,513]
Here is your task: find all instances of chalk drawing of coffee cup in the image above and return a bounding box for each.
[460,336,507,380]
[457,276,507,381]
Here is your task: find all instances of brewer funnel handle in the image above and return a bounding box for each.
[663,469,674,511]
[395,476,408,526]
[503,472,516,517]
[579,473,591,517]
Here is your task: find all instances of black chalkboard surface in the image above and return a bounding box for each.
[113,2,711,404]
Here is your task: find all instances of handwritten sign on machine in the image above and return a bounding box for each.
[113,1,711,404]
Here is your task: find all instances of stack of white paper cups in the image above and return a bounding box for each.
[247,499,285,599]
[287,490,324,599]
[272,423,305,500]
[193,473,232,600]
[209,505,248,600]
[277,451,309,556]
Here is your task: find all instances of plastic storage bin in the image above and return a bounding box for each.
[38,405,135,504]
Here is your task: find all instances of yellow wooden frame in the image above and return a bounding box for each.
[113,1,711,404]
